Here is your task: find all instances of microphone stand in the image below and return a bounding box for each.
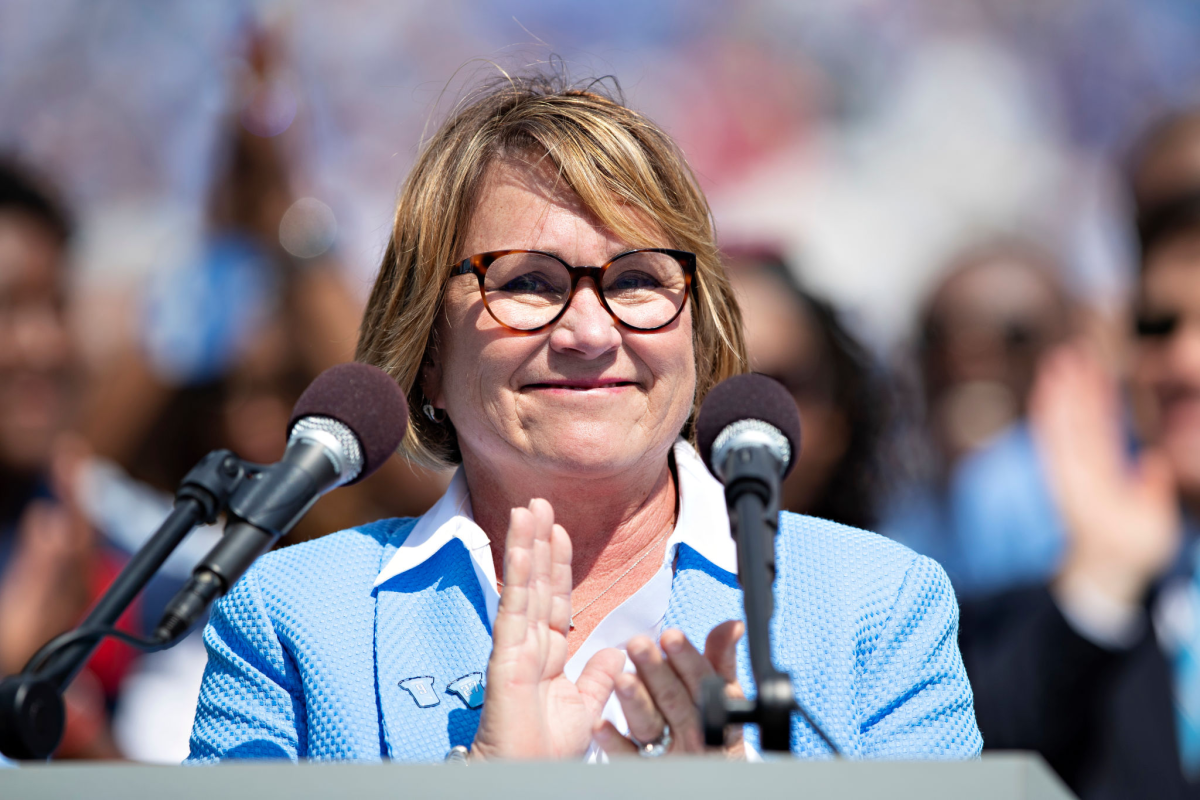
[0,450,245,760]
[700,447,838,755]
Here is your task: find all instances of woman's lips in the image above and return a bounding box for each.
[523,380,638,394]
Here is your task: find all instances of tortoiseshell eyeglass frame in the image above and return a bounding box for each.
[449,248,697,334]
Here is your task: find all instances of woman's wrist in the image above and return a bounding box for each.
[1052,560,1146,648]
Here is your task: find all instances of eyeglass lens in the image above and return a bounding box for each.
[481,251,688,330]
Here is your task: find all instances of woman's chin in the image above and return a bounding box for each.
[521,426,665,477]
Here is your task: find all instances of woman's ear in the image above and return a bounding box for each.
[420,344,445,410]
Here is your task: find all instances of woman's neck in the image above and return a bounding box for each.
[463,449,678,587]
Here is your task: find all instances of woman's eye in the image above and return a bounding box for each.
[609,271,662,291]
[503,273,557,294]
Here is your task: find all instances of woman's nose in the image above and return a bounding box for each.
[548,279,621,359]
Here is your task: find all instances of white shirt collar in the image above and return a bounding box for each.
[373,439,736,625]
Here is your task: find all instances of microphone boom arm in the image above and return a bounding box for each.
[0,450,246,760]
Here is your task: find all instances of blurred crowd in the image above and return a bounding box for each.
[4,3,1200,798]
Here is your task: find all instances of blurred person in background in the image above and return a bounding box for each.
[71,31,450,762]
[881,241,1075,597]
[0,158,133,759]
[723,246,886,530]
[960,109,1200,799]
[80,31,448,548]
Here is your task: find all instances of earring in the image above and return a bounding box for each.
[422,403,445,423]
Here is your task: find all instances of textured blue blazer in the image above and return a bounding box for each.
[187,512,982,762]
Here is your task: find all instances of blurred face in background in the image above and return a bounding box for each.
[730,266,848,514]
[0,212,73,474]
[921,254,1069,465]
[1132,228,1200,501]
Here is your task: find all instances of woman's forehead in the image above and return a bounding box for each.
[461,157,669,257]
[475,158,596,227]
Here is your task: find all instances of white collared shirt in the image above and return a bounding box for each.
[373,439,737,760]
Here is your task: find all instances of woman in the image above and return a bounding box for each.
[188,76,980,762]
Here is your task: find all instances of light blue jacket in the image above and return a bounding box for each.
[187,512,982,762]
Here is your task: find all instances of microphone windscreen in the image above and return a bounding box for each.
[696,373,802,478]
[288,362,408,483]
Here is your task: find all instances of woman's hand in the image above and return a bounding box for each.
[1031,346,1181,609]
[471,498,625,761]
[593,621,746,758]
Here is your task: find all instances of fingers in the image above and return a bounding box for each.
[49,434,95,550]
[1033,346,1121,478]
[1137,448,1177,503]
[493,500,561,655]
[703,620,745,688]
[703,621,747,755]
[530,499,554,653]
[614,669,669,745]
[593,721,638,757]
[627,635,703,750]
[549,523,573,634]
[601,626,746,758]
[575,647,624,714]
[493,506,536,650]
[1031,345,1130,540]
[17,501,74,561]
[659,629,716,699]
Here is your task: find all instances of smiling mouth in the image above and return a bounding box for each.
[524,381,638,391]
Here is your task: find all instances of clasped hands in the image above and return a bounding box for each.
[470,498,746,762]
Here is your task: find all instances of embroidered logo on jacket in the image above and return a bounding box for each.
[447,672,485,709]
[398,676,440,708]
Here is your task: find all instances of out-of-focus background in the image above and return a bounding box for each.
[7,0,1198,344]
[5,0,1200,793]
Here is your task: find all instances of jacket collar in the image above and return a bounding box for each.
[370,441,743,760]
[373,439,737,630]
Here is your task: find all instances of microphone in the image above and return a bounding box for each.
[697,373,801,490]
[696,373,817,752]
[153,362,408,642]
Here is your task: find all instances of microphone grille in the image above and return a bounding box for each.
[287,362,408,483]
[289,416,364,484]
[696,373,802,478]
[711,418,791,481]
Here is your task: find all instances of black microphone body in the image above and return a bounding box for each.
[153,438,343,642]
[696,373,839,755]
[711,427,795,752]
[715,439,786,586]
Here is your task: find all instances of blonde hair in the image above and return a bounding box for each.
[356,74,746,469]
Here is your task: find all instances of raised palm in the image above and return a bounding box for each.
[471,499,624,760]
[1031,347,1180,606]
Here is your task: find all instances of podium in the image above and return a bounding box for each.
[0,753,1075,799]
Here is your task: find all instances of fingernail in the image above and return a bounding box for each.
[618,681,636,698]
[662,635,683,655]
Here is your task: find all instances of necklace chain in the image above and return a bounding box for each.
[569,527,670,629]
[494,526,671,630]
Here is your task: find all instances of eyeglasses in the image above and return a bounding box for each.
[450,248,696,333]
